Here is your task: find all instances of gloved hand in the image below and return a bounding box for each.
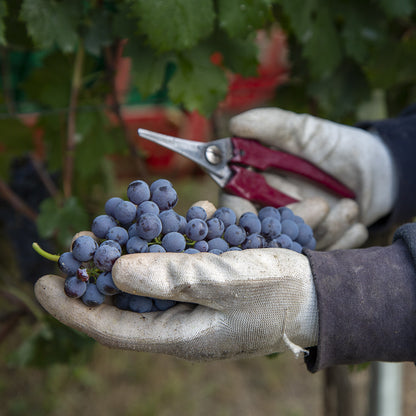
[35,248,318,360]
[220,108,397,250]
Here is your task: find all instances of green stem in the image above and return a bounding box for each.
[32,242,60,262]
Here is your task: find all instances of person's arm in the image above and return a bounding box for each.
[304,223,416,372]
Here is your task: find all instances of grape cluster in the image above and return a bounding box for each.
[58,178,316,313]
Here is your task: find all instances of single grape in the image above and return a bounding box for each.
[261,216,282,240]
[151,185,178,210]
[223,224,246,246]
[241,233,265,249]
[137,213,162,241]
[293,215,305,224]
[213,207,236,228]
[150,178,172,194]
[93,244,121,271]
[281,219,299,240]
[104,197,123,217]
[91,214,117,239]
[128,222,141,238]
[238,212,261,234]
[128,295,153,313]
[113,292,131,310]
[178,215,187,234]
[208,237,229,252]
[96,271,120,295]
[303,236,317,250]
[194,240,209,252]
[58,252,81,275]
[126,236,148,253]
[184,248,200,254]
[269,234,293,249]
[185,218,208,241]
[136,200,160,219]
[186,206,207,221]
[162,232,186,252]
[64,275,87,298]
[153,298,177,311]
[278,206,295,221]
[100,239,122,254]
[127,180,150,205]
[72,235,98,262]
[159,209,181,234]
[296,223,314,246]
[106,226,129,246]
[148,244,166,253]
[258,206,281,221]
[113,200,137,225]
[209,249,223,255]
[82,283,105,307]
[76,268,89,282]
[206,217,225,239]
[291,242,303,253]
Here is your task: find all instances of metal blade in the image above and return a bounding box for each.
[137,128,233,187]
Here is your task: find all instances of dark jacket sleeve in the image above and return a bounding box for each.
[357,107,416,230]
[303,223,416,372]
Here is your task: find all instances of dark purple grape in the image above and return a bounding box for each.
[72,235,98,262]
[206,217,225,239]
[113,292,132,310]
[137,213,162,241]
[213,207,236,228]
[241,233,265,249]
[223,224,246,246]
[106,226,129,246]
[93,245,121,271]
[127,180,150,205]
[136,200,160,219]
[291,242,303,253]
[281,219,299,240]
[269,234,293,249]
[261,216,282,240]
[162,232,186,252]
[153,298,176,311]
[126,236,148,253]
[64,275,87,298]
[58,252,81,275]
[151,185,178,210]
[184,248,200,254]
[104,197,123,217]
[100,239,122,254]
[96,271,120,295]
[238,212,261,234]
[296,223,314,246]
[150,179,172,194]
[159,209,181,234]
[278,206,295,221]
[128,295,153,313]
[91,214,117,239]
[113,200,137,225]
[148,244,166,253]
[258,206,281,221]
[185,218,208,241]
[208,237,229,252]
[82,283,105,307]
[186,206,207,221]
[194,240,209,252]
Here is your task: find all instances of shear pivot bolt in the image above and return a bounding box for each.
[205,145,222,165]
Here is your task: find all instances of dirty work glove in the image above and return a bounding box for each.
[35,249,318,361]
[221,108,397,250]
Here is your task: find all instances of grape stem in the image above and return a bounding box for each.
[32,242,60,262]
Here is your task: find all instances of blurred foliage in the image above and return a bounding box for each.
[0,0,415,369]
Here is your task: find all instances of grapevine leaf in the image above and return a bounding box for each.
[0,0,7,45]
[0,119,34,180]
[84,8,114,57]
[124,38,172,99]
[168,47,228,116]
[217,0,273,38]
[19,0,82,52]
[132,0,215,52]
[213,32,259,77]
[37,196,89,247]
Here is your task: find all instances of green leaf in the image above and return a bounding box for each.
[378,0,415,17]
[217,0,273,38]
[168,47,228,115]
[213,32,259,77]
[132,0,215,52]
[0,0,7,45]
[8,316,95,368]
[19,0,82,52]
[0,119,33,180]
[37,196,89,247]
[124,38,172,99]
[84,8,114,56]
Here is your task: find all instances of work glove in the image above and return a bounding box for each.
[221,108,397,250]
[35,248,318,360]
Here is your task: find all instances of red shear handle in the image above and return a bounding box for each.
[231,137,355,199]
[225,166,298,208]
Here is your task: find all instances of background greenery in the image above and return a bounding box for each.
[1,1,416,414]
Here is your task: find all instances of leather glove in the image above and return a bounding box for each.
[35,248,318,361]
[220,108,397,250]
